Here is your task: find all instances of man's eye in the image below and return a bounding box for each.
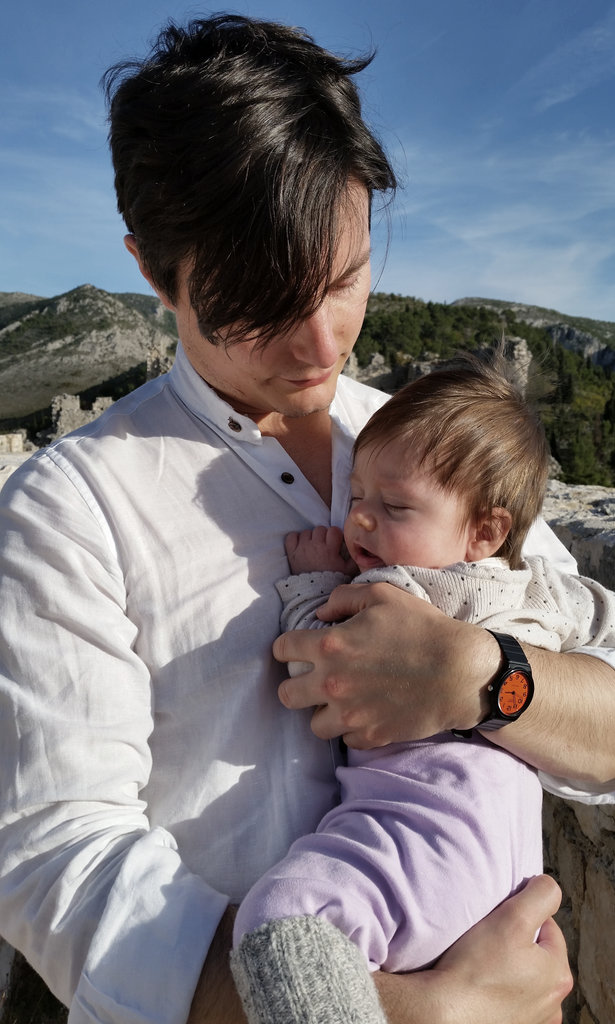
[332,275,360,295]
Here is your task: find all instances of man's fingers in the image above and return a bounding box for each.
[315,582,375,622]
[492,874,562,943]
[536,914,566,954]
[277,669,341,739]
[274,630,324,711]
[509,874,562,934]
[273,628,318,668]
[278,673,316,711]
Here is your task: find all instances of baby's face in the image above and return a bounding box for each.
[344,438,475,572]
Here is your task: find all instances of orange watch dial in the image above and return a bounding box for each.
[497,670,531,716]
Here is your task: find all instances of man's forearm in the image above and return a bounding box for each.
[482,648,615,783]
[190,878,570,1024]
[276,583,615,785]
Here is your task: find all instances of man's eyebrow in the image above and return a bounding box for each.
[331,247,372,285]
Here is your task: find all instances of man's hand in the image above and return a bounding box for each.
[275,581,498,747]
[274,580,615,781]
[432,874,572,1024]
[190,884,570,1024]
[374,875,572,1024]
[188,907,246,1024]
[285,526,357,576]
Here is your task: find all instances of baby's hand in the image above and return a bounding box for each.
[285,526,357,576]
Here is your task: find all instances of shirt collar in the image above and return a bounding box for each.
[167,341,263,445]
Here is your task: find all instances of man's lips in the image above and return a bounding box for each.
[282,371,333,389]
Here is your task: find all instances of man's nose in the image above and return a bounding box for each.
[290,305,339,367]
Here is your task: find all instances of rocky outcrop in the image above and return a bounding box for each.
[452,296,615,372]
[543,480,615,589]
[345,336,536,410]
[46,394,115,442]
[543,796,615,1024]
[0,285,177,421]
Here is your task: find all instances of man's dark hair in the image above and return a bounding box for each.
[102,14,396,345]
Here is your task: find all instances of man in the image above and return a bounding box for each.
[0,13,608,1024]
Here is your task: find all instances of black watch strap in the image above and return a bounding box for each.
[452,631,534,739]
[479,631,534,731]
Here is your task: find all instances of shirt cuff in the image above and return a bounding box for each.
[68,828,228,1024]
[539,772,615,804]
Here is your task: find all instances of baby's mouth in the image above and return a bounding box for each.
[354,544,385,569]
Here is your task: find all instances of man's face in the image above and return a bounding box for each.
[168,184,371,423]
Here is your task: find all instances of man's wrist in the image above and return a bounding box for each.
[373,967,455,1024]
[478,632,535,731]
[448,623,503,733]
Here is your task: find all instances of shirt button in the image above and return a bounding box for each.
[281,472,295,484]
[228,418,242,432]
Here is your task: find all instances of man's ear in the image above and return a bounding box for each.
[124,234,176,312]
[464,507,512,562]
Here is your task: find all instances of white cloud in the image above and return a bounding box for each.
[510,6,615,114]
[379,234,614,322]
[377,132,615,321]
[0,86,106,143]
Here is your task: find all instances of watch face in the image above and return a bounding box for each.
[497,670,531,717]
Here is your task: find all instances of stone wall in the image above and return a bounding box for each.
[47,393,114,442]
[540,484,615,1024]
[0,433,26,455]
[543,796,615,1024]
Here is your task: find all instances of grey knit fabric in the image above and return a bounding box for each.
[230,916,388,1024]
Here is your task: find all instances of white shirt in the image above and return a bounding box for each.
[0,343,612,1024]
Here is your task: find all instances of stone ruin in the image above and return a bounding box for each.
[0,432,27,455]
[46,393,114,442]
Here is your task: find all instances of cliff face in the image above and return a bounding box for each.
[452,296,615,370]
[0,285,177,421]
[544,480,615,590]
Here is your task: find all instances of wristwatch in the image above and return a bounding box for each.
[451,631,534,738]
[478,631,534,731]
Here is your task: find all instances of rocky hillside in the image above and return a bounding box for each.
[452,296,615,369]
[0,285,177,422]
[3,284,615,486]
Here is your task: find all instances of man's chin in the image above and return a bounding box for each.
[275,388,337,419]
[279,401,333,419]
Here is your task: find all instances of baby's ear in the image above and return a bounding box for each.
[464,507,512,562]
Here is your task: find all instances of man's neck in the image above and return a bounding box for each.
[258,409,333,507]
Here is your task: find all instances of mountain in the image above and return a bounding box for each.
[0,284,177,422]
[450,297,615,368]
[2,282,615,487]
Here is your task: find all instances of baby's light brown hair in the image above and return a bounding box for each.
[353,350,550,569]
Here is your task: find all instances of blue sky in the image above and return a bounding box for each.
[2,0,615,320]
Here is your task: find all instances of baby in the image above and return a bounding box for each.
[231,353,615,1024]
